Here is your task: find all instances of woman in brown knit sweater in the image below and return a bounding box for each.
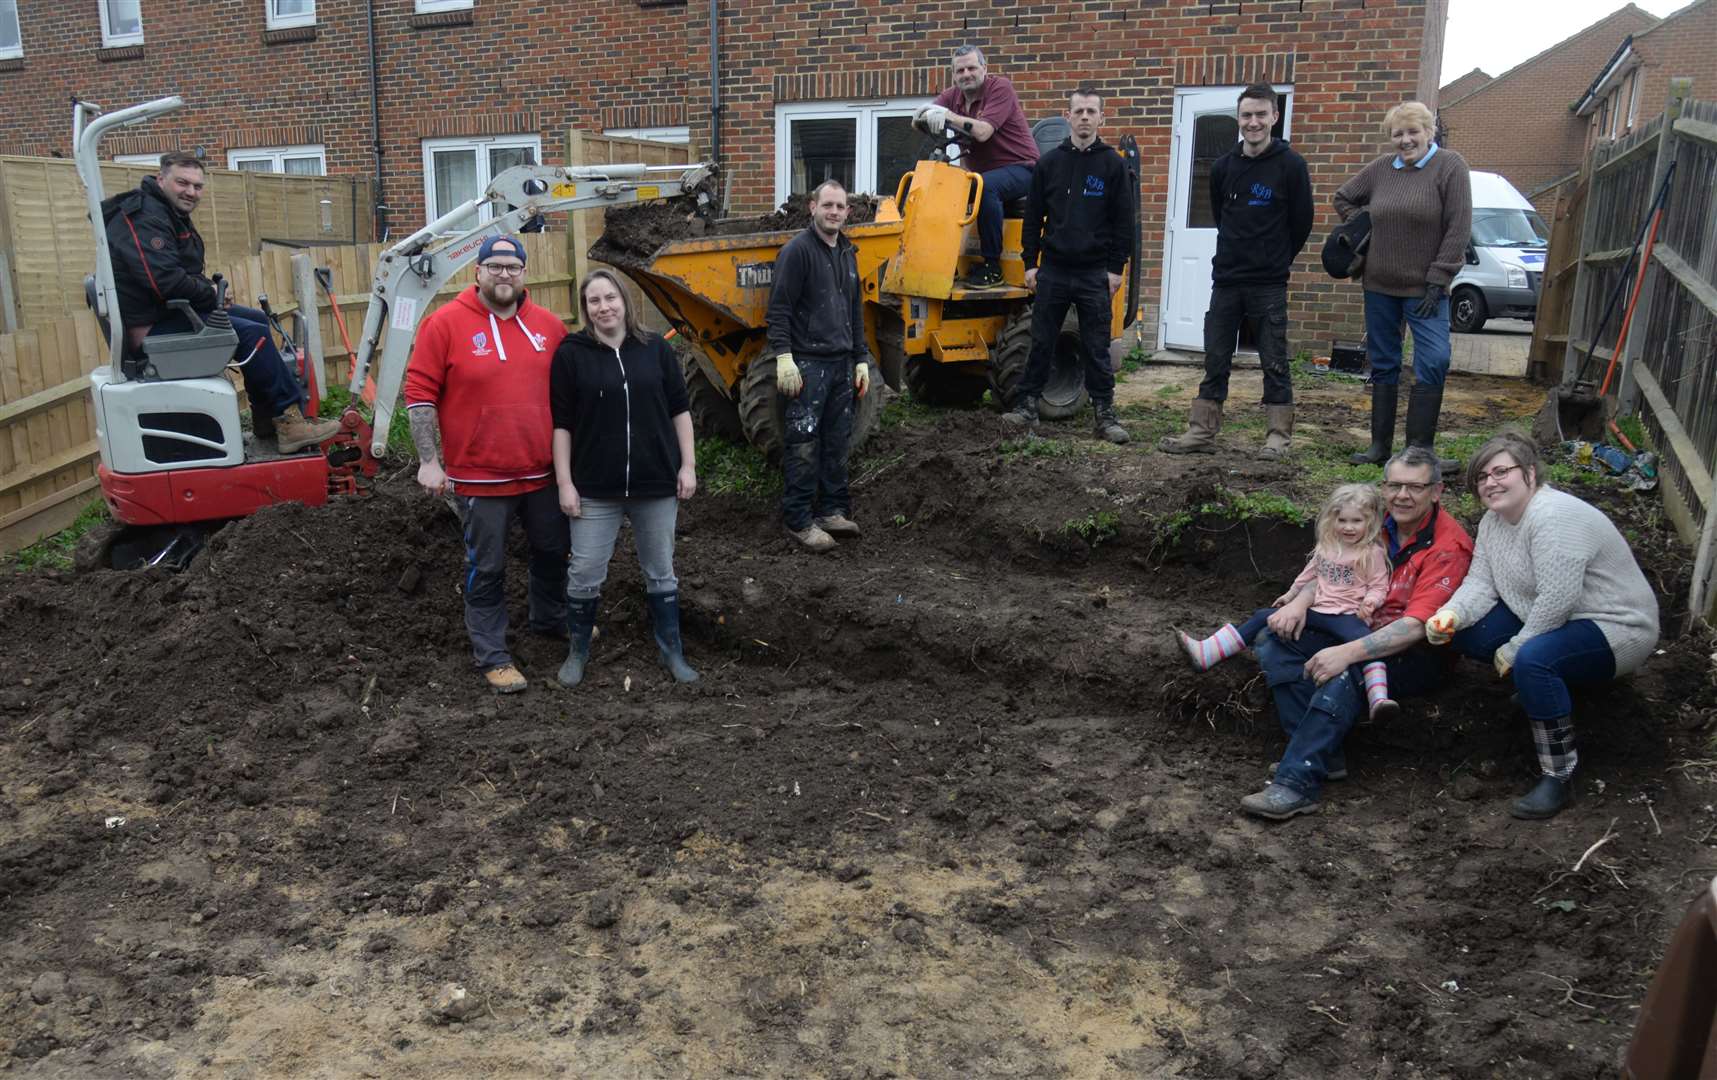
[1334,101,1472,470]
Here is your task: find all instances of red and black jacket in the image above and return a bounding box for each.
[100,175,218,331]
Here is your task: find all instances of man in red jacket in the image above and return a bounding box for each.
[404,236,569,693]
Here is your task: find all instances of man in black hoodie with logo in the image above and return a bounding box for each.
[1004,85,1134,445]
[1161,84,1312,458]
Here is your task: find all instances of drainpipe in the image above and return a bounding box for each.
[708,0,722,169]
[367,0,387,240]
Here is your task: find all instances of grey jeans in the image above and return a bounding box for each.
[567,496,679,600]
[461,485,570,670]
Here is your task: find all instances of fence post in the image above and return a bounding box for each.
[1561,140,1609,390]
[1616,79,1691,418]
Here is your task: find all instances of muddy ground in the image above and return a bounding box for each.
[2,375,1716,1078]
[593,194,882,266]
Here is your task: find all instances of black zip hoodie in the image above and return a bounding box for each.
[1021,135,1133,275]
[1208,137,1314,287]
[549,329,690,500]
[765,225,869,364]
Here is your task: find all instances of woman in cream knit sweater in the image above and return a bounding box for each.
[1424,432,1659,820]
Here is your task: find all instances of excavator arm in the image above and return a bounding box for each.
[350,162,715,458]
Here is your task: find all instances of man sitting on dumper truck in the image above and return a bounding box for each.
[915,44,1040,290]
[102,151,341,453]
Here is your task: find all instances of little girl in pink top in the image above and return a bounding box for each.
[1176,483,1399,720]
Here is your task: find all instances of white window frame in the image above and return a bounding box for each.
[265,0,316,30]
[773,98,934,205]
[0,0,22,60]
[603,126,691,145]
[98,0,143,47]
[415,0,472,11]
[228,144,327,175]
[421,134,542,225]
[1626,69,1644,130]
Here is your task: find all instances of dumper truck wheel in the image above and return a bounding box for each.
[988,309,1088,421]
[680,347,744,444]
[904,357,989,407]
[738,355,883,464]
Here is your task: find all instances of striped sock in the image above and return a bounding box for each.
[1178,624,1247,671]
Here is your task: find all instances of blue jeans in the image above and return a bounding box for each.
[977,164,1034,261]
[1450,602,1616,720]
[1235,608,1370,648]
[1018,264,1116,406]
[150,304,308,417]
[567,496,679,600]
[1255,627,1445,799]
[1363,290,1451,388]
[780,356,854,531]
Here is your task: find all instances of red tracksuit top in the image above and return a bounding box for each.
[403,286,567,497]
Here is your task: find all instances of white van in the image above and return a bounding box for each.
[1449,171,1549,333]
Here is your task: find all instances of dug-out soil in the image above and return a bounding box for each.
[594,193,881,267]
[2,397,1715,1078]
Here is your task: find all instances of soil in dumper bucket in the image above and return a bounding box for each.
[593,192,881,267]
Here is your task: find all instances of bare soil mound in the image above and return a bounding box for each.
[594,193,882,267]
[2,396,1714,1077]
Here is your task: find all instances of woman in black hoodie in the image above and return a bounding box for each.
[549,270,699,687]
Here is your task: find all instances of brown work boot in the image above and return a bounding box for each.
[483,663,527,694]
[1158,398,1221,454]
[788,524,838,553]
[814,513,862,539]
[1261,403,1295,459]
[275,404,342,453]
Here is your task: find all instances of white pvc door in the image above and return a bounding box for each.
[1161,87,1291,351]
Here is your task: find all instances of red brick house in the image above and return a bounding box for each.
[1575,0,1717,148]
[1439,67,1492,103]
[0,0,1450,352]
[1438,3,1660,216]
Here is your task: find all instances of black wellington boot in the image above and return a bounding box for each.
[1350,383,1399,465]
[1403,382,1462,477]
[647,591,699,684]
[1510,774,1573,820]
[557,595,599,688]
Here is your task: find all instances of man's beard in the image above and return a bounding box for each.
[480,281,517,307]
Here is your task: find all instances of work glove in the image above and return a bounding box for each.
[913,105,950,135]
[1493,647,1514,680]
[1412,283,1445,318]
[1425,608,1458,646]
[775,353,802,397]
[853,362,870,398]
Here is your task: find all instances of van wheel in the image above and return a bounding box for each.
[1450,287,1487,334]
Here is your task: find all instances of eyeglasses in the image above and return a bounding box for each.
[1475,464,1522,484]
[1381,481,1432,495]
[480,262,526,277]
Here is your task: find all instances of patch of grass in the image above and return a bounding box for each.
[880,393,937,430]
[1000,436,1080,459]
[318,385,415,459]
[696,437,780,498]
[1154,383,1184,398]
[1614,412,1647,449]
[1118,343,1149,374]
[5,499,109,572]
[1060,509,1120,546]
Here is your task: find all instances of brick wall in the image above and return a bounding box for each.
[1440,6,1658,216]
[1626,0,1717,135]
[1439,68,1491,104]
[0,0,1446,351]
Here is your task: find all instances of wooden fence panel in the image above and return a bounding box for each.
[0,155,373,331]
[564,131,698,331]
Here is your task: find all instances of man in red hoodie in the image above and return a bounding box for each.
[404,236,569,693]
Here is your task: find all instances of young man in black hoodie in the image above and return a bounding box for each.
[1004,86,1134,445]
[1161,84,1313,458]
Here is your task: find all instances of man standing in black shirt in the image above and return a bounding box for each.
[1004,85,1135,444]
[766,179,873,553]
[1161,84,1312,458]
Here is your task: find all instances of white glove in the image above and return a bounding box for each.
[913,105,950,135]
[775,353,802,397]
[854,362,870,398]
[1425,608,1458,646]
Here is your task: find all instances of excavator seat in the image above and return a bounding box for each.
[84,273,239,381]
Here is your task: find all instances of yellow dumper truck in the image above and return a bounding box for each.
[601,134,1141,459]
